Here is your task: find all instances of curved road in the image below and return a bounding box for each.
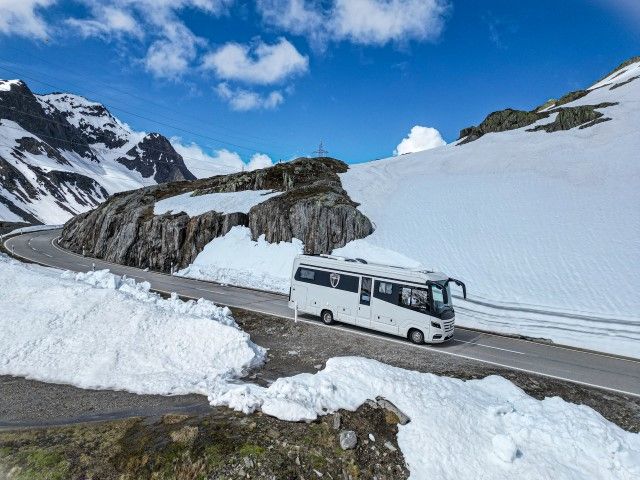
[5,229,640,398]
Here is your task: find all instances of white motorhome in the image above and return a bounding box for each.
[288,254,466,344]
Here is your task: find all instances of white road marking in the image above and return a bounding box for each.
[451,338,526,355]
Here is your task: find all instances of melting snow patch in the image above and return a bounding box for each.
[177,226,302,293]
[209,357,640,479]
[154,189,280,217]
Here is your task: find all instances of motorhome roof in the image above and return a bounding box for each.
[297,254,449,282]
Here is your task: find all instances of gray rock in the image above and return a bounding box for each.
[376,397,411,425]
[339,430,357,450]
[458,108,544,143]
[59,157,374,273]
[332,413,341,430]
[384,441,397,452]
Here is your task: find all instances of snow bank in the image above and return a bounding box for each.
[0,254,265,395]
[154,189,280,217]
[211,356,640,480]
[177,226,303,293]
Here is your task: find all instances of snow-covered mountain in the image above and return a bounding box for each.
[0,79,196,224]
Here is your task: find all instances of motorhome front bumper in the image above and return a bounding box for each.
[429,317,455,343]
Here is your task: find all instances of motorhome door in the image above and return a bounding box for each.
[356,276,372,326]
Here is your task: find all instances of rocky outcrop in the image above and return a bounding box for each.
[527,103,616,133]
[458,109,545,144]
[59,157,374,272]
[457,58,638,144]
[458,102,618,143]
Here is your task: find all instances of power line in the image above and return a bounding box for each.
[0,48,294,150]
[4,47,292,148]
[0,63,289,157]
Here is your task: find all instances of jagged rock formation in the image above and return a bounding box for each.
[527,102,616,132]
[458,101,619,144]
[0,79,195,224]
[59,157,374,272]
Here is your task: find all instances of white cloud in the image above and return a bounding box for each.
[331,0,449,45]
[171,138,273,177]
[246,152,273,170]
[394,125,446,155]
[66,6,140,39]
[215,83,284,111]
[202,38,309,85]
[0,0,56,39]
[257,0,450,47]
[256,0,326,47]
[64,1,232,79]
[143,22,205,79]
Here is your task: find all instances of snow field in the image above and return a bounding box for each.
[210,356,640,480]
[154,189,280,217]
[0,254,265,395]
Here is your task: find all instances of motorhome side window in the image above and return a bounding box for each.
[399,286,429,313]
[378,282,392,294]
[300,268,315,280]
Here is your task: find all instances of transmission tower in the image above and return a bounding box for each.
[312,140,328,157]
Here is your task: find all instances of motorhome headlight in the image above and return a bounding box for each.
[431,321,441,329]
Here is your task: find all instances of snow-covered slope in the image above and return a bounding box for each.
[0,79,196,224]
[337,58,640,353]
[175,58,640,356]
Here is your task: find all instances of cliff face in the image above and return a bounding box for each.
[59,157,374,272]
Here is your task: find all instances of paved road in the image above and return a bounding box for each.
[5,229,640,398]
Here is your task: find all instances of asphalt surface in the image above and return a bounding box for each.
[5,229,640,399]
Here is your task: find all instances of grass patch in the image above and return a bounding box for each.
[237,443,265,457]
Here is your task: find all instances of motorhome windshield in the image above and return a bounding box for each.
[431,282,452,313]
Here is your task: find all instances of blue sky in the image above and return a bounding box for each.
[0,0,638,165]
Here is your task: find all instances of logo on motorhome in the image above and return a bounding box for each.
[330,272,340,288]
